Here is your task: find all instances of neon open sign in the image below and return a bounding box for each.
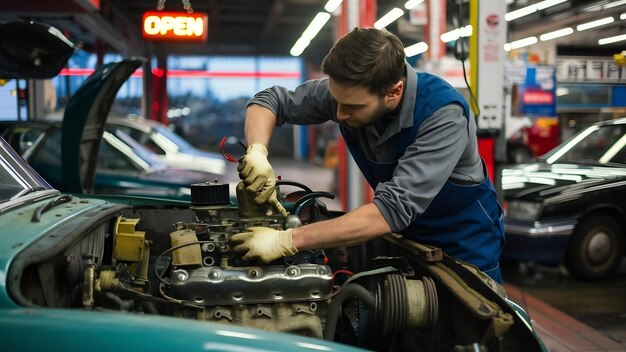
[142,11,208,42]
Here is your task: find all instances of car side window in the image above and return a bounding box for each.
[97,139,139,171]
[30,128,61,167]
[116,125,166,155]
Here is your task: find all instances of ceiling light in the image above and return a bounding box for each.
[577,16,615,30]
[405,42,428,57]
[374,8,404,29]
[504,36,538,51]
[301,12,332,40]
[404,0,424,10]
[536,0,568,10]
[505,5,537,21]
[324,0,343,13]
[440,25,473,43]
[621,13,626,19]
[604,0,626,9]
[505,0,568,21]
[540,27,574,41]
[599,33,626,45]
[290,37,310,56]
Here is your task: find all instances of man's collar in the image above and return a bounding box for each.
[397,61,417,128]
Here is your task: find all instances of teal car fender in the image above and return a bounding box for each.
[0,308,362,352]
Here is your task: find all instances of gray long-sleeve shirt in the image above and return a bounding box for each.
[248,63,485,233]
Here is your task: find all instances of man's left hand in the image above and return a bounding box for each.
[230,227,298,263]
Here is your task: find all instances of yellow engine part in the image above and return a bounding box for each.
[114,218,146,262]
[170,229,202,266]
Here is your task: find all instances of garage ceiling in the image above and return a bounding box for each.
[0,0,624,60]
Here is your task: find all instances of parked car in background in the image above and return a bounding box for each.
[106,116,226,175]
[0,121,219,201]
[502,117,626,280]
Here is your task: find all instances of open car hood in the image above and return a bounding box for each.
[0,20,74,79]
[61,58,146,193]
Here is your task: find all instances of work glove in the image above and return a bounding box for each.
[230,227,298,263]
[238,143,288,217]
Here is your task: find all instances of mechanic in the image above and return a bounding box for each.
[230,27,505,283]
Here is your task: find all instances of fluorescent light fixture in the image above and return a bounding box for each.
[576,16,614,31]
[405,42,429,57]
[536,0,568,10]
[621,13,626,19]
[374,8,404,29]
[505,5,537,21]
[324,0,343,13]
[290,37,311,56]
[605,0,626,9]
[599,33,626,45]
[505,0,568,21]
[302,12,332,40]
[440,25,473,43]
[404,0,424,9]
[504,36,538,51]
[540,27,573,41]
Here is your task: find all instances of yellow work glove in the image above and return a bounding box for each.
[237,143,288,217]
[230,227,298,263]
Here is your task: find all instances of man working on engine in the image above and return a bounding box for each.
[230,28,504,283]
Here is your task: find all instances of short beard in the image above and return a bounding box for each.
[359,97,392,127]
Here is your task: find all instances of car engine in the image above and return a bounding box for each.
[9,180,544,351]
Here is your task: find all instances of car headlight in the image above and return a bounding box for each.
[505,200,542,221]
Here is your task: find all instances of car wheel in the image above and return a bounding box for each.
[565,214,624,280]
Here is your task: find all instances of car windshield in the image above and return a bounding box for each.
[105,130,168,173]
[542,123,626,165]
[153,124,195,152]
[0,137,53,203]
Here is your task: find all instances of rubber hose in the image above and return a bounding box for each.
[323,283,376,341]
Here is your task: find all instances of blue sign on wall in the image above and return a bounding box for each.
[518,66,557,117]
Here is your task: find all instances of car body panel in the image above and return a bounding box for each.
[0,21,74,79]
[0,308,363,352]
[61,58,146,194]
[0,195,117,308]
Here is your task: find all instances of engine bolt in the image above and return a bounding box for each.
[173,269,189,281]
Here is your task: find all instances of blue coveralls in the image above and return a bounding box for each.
[340,72,504,283]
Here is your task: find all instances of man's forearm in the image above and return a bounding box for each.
[245,104,277,146]
[291,203,392,249]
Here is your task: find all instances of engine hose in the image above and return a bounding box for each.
[291,191,335,217]
[323,283,377,341]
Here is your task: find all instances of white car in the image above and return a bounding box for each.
[106,116,227,175]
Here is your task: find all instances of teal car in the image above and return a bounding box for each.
[0,20,547,352]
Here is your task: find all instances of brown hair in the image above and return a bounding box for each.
[321,27,406,96]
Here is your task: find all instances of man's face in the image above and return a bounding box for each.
[328,78,402,128]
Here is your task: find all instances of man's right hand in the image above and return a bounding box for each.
[237,143,288,216]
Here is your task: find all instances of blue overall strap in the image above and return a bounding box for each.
[339,72,471,188]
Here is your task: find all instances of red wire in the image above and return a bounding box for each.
[332,269,354,281]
